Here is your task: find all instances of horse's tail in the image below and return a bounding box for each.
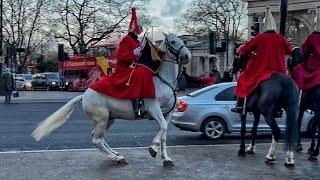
[32,95,83,141]
[281,75,299,150]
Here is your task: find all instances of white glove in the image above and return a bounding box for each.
[133,47,142,57]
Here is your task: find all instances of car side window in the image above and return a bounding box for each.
[215,87,236,101]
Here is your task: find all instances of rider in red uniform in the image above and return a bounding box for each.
[90,7,155,117]
[292,6,320,90]
[231,8,292,113]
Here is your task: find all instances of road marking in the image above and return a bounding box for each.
[0,143,306,154]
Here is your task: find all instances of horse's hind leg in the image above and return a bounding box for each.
[263,114,280,164]
[309,99,320,161]
[92,122,127,164]
[103,119,119,156]
[247,112,260,154]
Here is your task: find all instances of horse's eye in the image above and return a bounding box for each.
[171,40,175,44]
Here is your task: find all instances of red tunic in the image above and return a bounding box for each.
[90,34,155,99]
[292,32,320,90]
[235,32,292,97]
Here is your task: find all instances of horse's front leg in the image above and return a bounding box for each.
[247,112,260,154]
[145,100,168,160]
[238,113,247,157]
[160,113,174,166]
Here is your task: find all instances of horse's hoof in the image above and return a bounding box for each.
[295,146,303,152]
[265,157,276,164]
[116,158,128,165]
[308,154,318,161]
[284,162,294,167]
[163,160,174,167]
[246,149,255,154]
[238,148,246,157]
[149,147,157,158]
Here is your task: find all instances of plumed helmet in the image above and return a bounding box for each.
[315,6,320,32]
[128,7,143,35]
[263,7,277,32]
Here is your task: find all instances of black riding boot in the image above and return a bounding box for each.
[131,98,146,118]
[231,97,245,114]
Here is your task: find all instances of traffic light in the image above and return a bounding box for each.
[251,22,260,37]
[58,44,64,61]
[208,31,217,54]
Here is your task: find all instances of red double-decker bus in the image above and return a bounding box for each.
[59,43,118,91]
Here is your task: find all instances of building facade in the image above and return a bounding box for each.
[246,0,319,46]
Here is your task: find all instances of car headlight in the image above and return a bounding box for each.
[52,82,56,85]
[65,82,69,85]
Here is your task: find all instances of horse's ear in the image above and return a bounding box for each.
[162,32,169,38]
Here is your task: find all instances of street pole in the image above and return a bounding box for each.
[280,0,288,36]
[226,12,230,67]
[0,0,3,74]
[0,0,3,95]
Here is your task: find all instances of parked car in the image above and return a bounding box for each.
[31,72,61,91]
[172,82,314,140]
[15,74,33,91]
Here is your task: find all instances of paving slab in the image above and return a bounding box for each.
[0,144,319,180]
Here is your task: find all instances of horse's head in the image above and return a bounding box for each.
[287,47,303,73]
[231,54,249,75]
[159,32,191,65]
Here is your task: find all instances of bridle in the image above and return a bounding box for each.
[163,38,186,64]
[156,37,188,114]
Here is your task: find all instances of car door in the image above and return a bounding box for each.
[214,86,255,132]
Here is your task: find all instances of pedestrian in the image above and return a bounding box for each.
[222,66,233,82]
[1,68,14,104]
[209,65,222,84]
[231,7,292,113]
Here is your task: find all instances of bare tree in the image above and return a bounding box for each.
[2,0,50,72]
[176,0,247,40]
[49,0,150,55]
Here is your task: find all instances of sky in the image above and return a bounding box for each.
[146,0,192,41]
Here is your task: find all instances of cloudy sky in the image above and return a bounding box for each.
[146,0,192,40]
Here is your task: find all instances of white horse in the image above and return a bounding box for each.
[32,33,191,166]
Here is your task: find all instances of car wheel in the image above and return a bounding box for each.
[201,117,226,140]
[68,84,73,92]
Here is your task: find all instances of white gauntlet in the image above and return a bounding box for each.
[133,47,142,57]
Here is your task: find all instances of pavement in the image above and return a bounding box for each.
[0,144,319,180]
[0,88,197,103]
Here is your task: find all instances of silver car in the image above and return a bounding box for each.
[15,74,33,91]
[172,82,313,140]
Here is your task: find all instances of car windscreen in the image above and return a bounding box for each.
[46,73,60,80]
[187,86,217,97]
[23,75,32,80]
